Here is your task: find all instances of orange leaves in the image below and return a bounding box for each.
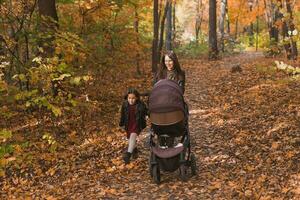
[106,136,113,143]
[207,181,222,191]
[271,141,280,150]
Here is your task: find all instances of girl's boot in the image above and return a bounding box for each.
[123,152,131,164]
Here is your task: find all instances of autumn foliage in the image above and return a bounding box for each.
[0,0,300,199]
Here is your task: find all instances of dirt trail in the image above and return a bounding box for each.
[96,51,299,199]
[2,52,299,199]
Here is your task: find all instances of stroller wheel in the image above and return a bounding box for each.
[152,164,161,184]
[190,153,197,176]
[179,164,188,182]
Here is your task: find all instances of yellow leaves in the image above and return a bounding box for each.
[0,169,5,177]
[45,196,57,200]
[0,158,7,166]
[111,158,122,166]
[106,166,116,173]
[244,189,253,197]
[46,167,56,176]
[246,165,255,172]
[0,157,16,167]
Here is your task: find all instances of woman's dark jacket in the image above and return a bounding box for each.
[154,70,186,94]
[119,100,148,133]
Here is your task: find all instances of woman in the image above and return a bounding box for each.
[152,51,189,146]
[154,51,186,94]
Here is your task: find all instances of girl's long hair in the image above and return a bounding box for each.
[123,87,140,100]
[157,51,183,79]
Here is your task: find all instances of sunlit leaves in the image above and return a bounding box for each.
[0,129,12,142]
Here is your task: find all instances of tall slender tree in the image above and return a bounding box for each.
[133,3,141,75]
[219,0,227,52]
[209,0,218,59]
[283,0,297,60]
[195,0,204,44]
[248,0,254,47]
[38,0,58,57]
[225,0,230,35]
[172,0,176,44]
[152,0,159,73]
[165,1,172,50]
[158,0,170,62]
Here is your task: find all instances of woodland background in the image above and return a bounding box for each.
[0,0,300,199]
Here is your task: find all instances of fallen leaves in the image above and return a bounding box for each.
[208,181,222,191]
[1,53,300,199]
[271,142,280,150]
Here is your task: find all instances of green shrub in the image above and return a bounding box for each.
[175,41,208,58]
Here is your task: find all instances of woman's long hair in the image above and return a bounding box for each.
[157,51,183,79]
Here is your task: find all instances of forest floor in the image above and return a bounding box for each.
[1,51,300,199]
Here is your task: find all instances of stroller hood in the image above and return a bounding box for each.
[149,79,185,125]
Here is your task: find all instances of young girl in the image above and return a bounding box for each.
[119,88,148,164]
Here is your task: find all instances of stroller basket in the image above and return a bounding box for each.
[152,145,184,159]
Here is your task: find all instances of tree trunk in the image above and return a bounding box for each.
[152,0,159,73]
[38,0,58,57]
[225,0,230,34]
[158,1,170,63]
[249,4,254,47]
[209,0,218,59]
[134,4,141,75]
[256,16,259,51]
[219,0,227,52]
[284,0,297,60]
[165,1,172,51]
[263,0,271,28]
[269,1,279,43]
[158,0,163,24]
[172,1,176,44]
[234,14,239,39]
[195,0,203,44]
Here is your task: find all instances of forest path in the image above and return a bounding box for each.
[94,51,299,199]
[3,51,299,199]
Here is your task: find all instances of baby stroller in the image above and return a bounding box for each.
[148,79,197,184]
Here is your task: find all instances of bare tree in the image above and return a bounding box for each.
[248,0,254,47]
[133,3,141,75]
[209,0,218,59]
[195,0,204,44]
[219,0,227,52]
[225,0,230,34]
[165,1,172,50]
[282,0,298,59]
[38,0,58,57]
[152,0,159,73]
[158,0,170,62]
[172,0,176,43]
